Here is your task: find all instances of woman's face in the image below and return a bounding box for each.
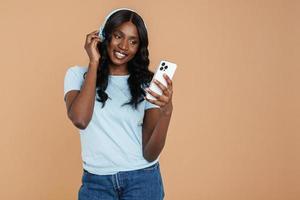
[107,21,140,67]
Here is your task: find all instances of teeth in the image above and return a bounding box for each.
[114,51,126,59]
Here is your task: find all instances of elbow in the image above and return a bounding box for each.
[68,113,90,130]
[143,155,157,163]
[143,151,159,162]
[143,143,166,162]
[73,120,88,130]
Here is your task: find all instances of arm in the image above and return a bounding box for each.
[142,74,174,162]
[142,106,173,162]
[65,30,101,130]
[65,61,98,129]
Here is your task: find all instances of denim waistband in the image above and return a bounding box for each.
[83,162,159,175]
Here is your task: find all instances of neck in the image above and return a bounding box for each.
[108,63,129,75]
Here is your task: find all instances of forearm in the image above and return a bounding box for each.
[68,62,99,127]
[143,109,173,162]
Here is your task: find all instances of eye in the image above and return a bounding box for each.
[114,33,121,39]
[130,40,139,45]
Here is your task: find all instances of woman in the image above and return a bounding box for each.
[64,8,173,200]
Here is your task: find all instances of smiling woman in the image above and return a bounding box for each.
[64,8,174,200]
[107,21,140,73]
[93,9,155,109]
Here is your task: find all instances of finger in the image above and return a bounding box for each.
[86,32,100,44]
[87,37,100,45]
[145,88,160,99]
[91,35,100,39]
[144,97,163,107]
[92,38,100,47]
[163,73,173,89]
[155,96,169,106]
[92,37,100,42]
[153,79,169,96]
[88,30,99,35]
[91,38,97,47]
[90,36,100,43]
[145,88,170,104]
[90,38,99,49]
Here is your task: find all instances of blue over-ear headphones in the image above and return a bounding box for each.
[98,8,147,42]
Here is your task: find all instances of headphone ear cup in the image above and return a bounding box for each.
[98,25,105,42]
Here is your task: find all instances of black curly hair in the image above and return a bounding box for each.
[94,9,154,109]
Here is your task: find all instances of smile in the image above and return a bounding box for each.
[114,50,128,59]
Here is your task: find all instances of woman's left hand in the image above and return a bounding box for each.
[145,74,173,116]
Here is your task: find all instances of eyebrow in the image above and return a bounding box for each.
[114,30,139,40]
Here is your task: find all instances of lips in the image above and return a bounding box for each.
[114,50,128,59]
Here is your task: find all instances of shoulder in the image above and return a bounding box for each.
[66,65,88,75]
[65,65,88,79]
[64,65,88,97]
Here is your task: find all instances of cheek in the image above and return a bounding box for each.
[130,46,139,55]
[107,41,112,50]
[110,38,119,46]
[107,39,118,49]
[107,41,117,55]
[128,49,138,59]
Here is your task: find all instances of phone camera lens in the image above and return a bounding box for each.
[162,62,165,66]
[160,67,164,71]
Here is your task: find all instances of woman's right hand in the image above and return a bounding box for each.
[84,30,101,64]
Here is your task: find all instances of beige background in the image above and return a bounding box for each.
[0,0,299,199]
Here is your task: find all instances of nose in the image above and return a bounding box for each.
[118,39,129,51]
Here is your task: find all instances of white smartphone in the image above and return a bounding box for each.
[146,60,177,100]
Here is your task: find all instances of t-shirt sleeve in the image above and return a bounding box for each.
[145,100,160,110]
[63,66,83,101]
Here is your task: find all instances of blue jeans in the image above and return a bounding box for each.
[78,162,165,200]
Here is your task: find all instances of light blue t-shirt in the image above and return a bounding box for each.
[64,66,160,175]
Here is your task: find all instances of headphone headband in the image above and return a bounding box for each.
[98,8,146,42]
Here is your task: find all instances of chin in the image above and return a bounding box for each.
[110,57,128,66]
